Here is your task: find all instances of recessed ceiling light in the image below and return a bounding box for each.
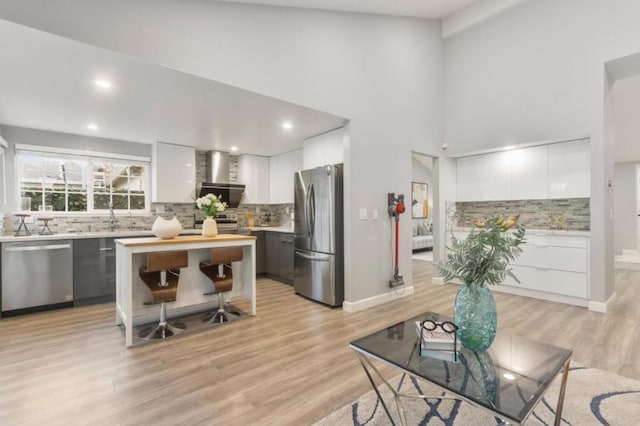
[503,145,514,150]
[230,146,239,152]
[87,124,99,130]
[95,80,112,89]
[186,163,192,167]
[282,121,293,130]
[503,373,516,381]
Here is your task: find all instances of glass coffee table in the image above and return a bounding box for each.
[350,311,572,426]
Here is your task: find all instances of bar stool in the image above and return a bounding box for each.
[138,250,189,340]
[199,246,243,323]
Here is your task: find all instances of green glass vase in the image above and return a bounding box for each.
[454,283,497,351]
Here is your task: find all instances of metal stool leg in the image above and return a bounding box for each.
[202,293,240,324]
[139,302,186,340]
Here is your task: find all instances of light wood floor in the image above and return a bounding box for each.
[0,261,638,425]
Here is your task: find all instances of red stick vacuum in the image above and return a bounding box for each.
[388,193,406,288]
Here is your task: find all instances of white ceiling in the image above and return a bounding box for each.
[612,75,640,163]
[0,20,346,156]
[217,0,480,19]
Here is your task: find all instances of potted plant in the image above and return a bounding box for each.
[437,215,525,351]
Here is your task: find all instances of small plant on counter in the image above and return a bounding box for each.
[195,193,228,217]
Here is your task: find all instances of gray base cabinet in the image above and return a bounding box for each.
[265,232,294,284]
[73,238,117,306]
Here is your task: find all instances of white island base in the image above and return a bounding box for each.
[115,234,256,347]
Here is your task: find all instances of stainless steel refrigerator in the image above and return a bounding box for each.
[293,163,344,306]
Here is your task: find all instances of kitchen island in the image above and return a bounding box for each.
[115,234,256,347]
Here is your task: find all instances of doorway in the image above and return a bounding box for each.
[410,153,435,263]
[609,73,640,269]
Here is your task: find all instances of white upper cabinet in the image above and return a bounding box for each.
[269,149,302,204]
[548,139,590,199]
[237,155,270,204]
[456,139,590,202]
[511,145,548,200]
[303,127,344,169]
[456,151,511,201]
[151,142,195,203]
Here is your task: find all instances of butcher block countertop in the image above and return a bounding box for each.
[115,234,256,247]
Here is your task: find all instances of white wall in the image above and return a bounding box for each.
[443,0,640,305]
[614,162,638,254]
[0,0,445,305]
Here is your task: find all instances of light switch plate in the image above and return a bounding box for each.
[372,209,379,220]
[359,208,368,220]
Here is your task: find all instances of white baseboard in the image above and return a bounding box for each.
[431,276,446,285]
[588,292,616,314]
[342,286,415,313]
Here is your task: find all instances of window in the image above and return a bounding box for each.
[16,149,149,213]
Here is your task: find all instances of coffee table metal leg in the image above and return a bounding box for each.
[354,352,400,426]
[554,358,571,426]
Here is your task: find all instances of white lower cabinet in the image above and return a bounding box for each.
[515,244,587,274]
[446,230,590,305]
[504,266,588,299]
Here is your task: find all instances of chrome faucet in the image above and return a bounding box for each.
[109,203,117,232]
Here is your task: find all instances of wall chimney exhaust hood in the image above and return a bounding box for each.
[206,150,230,183]
[199,150,245,208]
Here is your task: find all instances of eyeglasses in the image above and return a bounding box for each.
[419,320,459,362]
[421,320,458,333]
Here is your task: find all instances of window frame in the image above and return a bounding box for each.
[15,144,151,216]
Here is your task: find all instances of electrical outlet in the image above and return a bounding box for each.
[359,208,368,220]
[372,209,379,220]
[155,204,165,213]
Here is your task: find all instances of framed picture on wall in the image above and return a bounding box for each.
[412,182,428,218]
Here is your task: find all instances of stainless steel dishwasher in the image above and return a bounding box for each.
[2,239,73,313]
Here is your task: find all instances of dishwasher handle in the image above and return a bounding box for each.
[5,243,72,252]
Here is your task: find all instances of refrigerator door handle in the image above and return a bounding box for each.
[308,183,316,235]
[295,250,330,262]
[305,183,312,238]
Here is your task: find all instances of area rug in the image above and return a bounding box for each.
[315,365,640,425]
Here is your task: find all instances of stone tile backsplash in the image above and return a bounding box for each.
[2,202,293,235]
[452,198,590,231]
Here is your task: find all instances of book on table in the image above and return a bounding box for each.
[414,321,461,351]
[420,348,459,362]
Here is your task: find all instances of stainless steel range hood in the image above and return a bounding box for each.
[199,150,245,208]
[206,150,230,183]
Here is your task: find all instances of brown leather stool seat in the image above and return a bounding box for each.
[199,246,243,323]
[138,250,188,340]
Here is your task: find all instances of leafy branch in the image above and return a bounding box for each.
[437,215,526,287]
